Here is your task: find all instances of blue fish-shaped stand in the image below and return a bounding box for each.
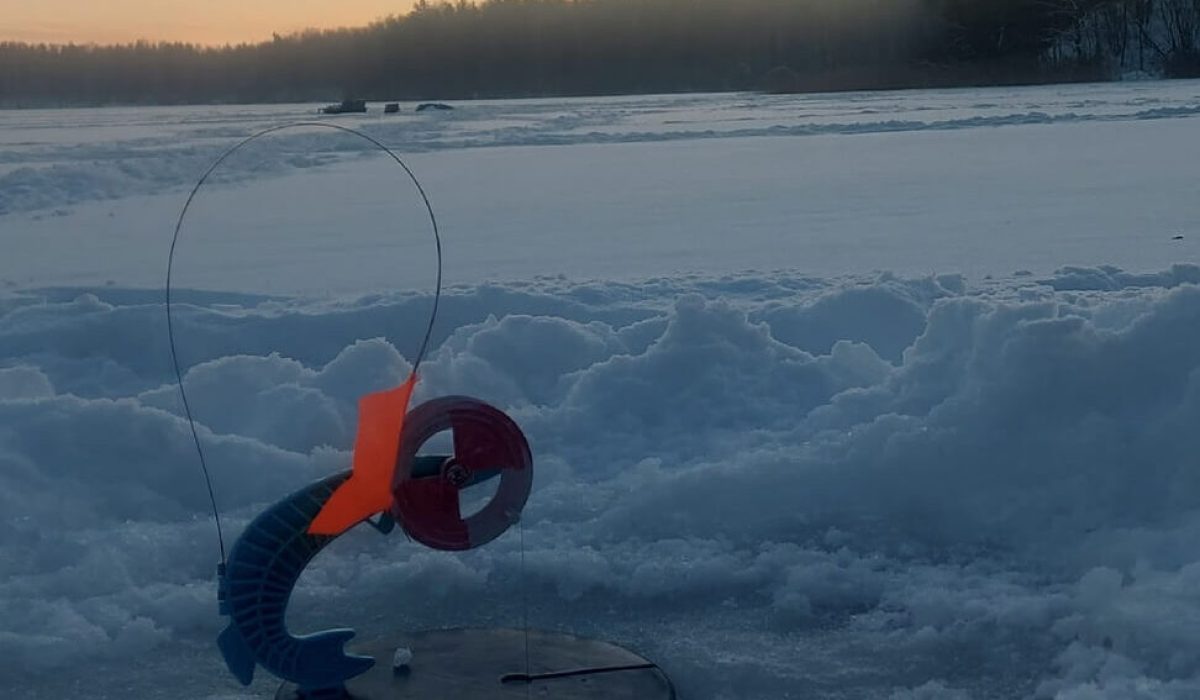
[217,470,376,696]
[216,456,478,697]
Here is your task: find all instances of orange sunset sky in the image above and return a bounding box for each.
[0,1,418,45]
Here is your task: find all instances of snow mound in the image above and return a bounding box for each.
[3,269,1200,698]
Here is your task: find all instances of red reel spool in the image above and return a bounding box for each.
[391,397,533,551]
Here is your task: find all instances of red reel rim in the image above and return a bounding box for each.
[391,397,532,551]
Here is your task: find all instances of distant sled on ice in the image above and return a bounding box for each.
[320,99,368,115]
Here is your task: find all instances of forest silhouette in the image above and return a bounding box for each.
[1,0,1197,106]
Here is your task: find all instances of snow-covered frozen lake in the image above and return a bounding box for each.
[2,81,1200,699]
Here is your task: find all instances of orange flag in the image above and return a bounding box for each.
[309,374,418,536]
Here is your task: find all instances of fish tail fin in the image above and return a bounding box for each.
[218,623,256,686]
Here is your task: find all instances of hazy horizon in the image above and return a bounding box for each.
[2,0,1193,109]
[0,0,417,46]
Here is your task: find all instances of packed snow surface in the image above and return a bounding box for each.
[2,82,1200,699]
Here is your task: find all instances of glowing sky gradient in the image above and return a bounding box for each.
[0,0,417,46]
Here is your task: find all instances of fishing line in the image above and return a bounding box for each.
[519,516,531,698]
[166,122,443,565]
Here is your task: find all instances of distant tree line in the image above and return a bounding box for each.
[1,0,1197,107]
[1044,0,1200,76]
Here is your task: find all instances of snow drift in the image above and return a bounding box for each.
[3,267,1200,699]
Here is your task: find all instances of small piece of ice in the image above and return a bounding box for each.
[392,646,413,669]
